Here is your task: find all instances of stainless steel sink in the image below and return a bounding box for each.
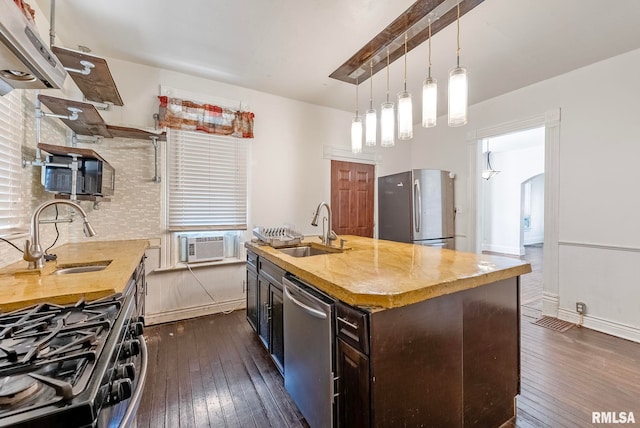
[276,245,339,258]
[54,261,111,275]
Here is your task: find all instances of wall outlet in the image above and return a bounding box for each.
[576,302,586,315]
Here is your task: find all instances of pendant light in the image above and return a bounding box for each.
[351,79,363,154]
[422,17,437,128]
[448,1,468,127]
[481,150,500,180]
[365,61,377,146]
[397,33,413,140]
[380,48,395,147]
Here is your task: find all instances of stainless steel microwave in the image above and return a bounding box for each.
[43,154,115,196]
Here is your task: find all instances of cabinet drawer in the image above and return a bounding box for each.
[258,258,285,286]
[336,302,369,355]
[247,250,258,269]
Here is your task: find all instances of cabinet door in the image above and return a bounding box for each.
[257,276,270,349]
[270,284,284,375]
[337,339,370,428]
[246,267,258,332]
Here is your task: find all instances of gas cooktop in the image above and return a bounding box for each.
[0,292,143,428]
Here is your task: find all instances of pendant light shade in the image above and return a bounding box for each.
[422,77,437,127]
[481,149,500,180]
[397,91,413,140]
[422,18,437,128]
[351,81,362,154]
[351,116,363,154]
[380,102,395,147]
[365,61,377,146]
[365,109,377,146]
[397,34,413,140]
[448,66,468,126]
[448,1,468,127]
[380,48,395,147]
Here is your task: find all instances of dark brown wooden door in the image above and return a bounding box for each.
[331,160,374,237]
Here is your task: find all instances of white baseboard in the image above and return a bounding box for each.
[542,292,558,317]
[558,308,640,344]
[144,298,246,326]
[524,235,544,246]
[481,243,523,256]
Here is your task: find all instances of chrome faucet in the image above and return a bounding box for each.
[311,201,337,246]
[24,200,96,269]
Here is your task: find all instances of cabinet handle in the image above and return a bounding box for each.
[265,302,271,320]
[337,316,358,330]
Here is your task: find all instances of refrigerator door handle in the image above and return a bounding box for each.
[414,179,421,233]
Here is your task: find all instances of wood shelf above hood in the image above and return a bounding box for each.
[38,94,112,137]
[51,45,124,106]
[38,94,166,141]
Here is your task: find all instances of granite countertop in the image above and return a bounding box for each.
[0,239,149,312]
[247,235,531,310]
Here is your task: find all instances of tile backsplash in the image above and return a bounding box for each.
[0,90,162,268]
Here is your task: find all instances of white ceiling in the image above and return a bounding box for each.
[34,0,640,118]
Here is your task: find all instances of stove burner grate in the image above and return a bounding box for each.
[0,375,39,405]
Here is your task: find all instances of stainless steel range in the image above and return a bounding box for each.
[0,290,147,428]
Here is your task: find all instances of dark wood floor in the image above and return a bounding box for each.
[136,245,640,427]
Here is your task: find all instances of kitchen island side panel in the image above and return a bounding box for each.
[369,277,519,428]
[462,277,519,427]
[369,292,464,427]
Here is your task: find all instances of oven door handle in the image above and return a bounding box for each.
[118,334,148,428]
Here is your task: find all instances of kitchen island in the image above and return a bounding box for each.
[246,236,531,428]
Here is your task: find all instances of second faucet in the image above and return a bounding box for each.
[311,202,337,246]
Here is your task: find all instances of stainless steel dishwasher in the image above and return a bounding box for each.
[283,275,335,428]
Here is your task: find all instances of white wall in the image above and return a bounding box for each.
[380,47,640,342]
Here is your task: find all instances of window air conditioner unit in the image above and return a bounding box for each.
[180,236,224,263]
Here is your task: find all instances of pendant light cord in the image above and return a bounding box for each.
[456,1,461,67]
[355,78,359,117]
[403,33,408,91]
[369,61,374,109]
[428,19,432,78]
[386,47,390,102]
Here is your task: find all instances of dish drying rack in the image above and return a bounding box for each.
[253,226,303,248]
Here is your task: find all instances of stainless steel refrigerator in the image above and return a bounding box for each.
[378,169,455,249]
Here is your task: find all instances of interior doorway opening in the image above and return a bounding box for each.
[478,126,545,311]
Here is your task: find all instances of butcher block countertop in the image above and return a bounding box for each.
[0,240,149,312]
[247,235,531,310]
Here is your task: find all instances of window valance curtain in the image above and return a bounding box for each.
[158,96,254,138]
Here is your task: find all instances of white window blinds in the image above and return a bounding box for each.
[167,129,248,231]
[0,91,23,233]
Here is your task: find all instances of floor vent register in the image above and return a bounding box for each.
[532,316,575,332]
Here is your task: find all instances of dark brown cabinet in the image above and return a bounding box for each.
[247,250,286,376]
[246,250,259,332]
[246,264,258,332]
[269,284,284,374]
[337,338,370,428]
[257,275,270,349]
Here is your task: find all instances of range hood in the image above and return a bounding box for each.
[0,0,67,95]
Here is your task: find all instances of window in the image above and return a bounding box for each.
[167,129,248,231]
[0,91,24,234]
